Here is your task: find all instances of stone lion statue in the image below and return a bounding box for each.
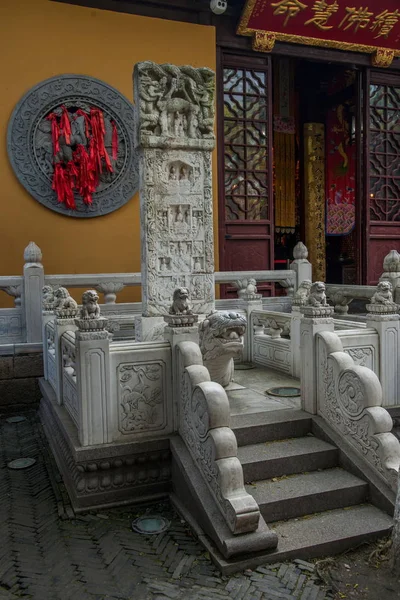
[293,280,312,304]
[169,287,192,315]
[54,287,78,311]
[81,290,101,319]
[42,285,55,310]
[308,282,328,307]
[371,281,394,305]
[199,310,247,388]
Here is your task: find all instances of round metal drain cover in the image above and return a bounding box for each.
[132,515,170,535]
[6,416,26,424]
[7,457,36,470]
[266,386,301,397]
[235,363,255,371]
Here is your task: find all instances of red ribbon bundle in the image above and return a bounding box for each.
[48,106,118,210]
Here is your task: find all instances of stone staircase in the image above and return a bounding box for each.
[231,408,394,563]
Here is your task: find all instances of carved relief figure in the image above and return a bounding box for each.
[199,311,247,388]
[81,290,101,319]
[169,287,193,315]
[193,257,202,272]
[308,282,328,307]
[371,281,395,305]
[135,62,215,141]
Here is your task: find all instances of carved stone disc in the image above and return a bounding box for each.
[7,75,138,217]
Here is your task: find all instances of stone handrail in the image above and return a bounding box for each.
[325,284,376,315]
[316,330,400,491]
[176,340,260,535]
[251,309,291,339]
[215,270,296,296]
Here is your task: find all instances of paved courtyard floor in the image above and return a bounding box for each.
[0,409,394,600]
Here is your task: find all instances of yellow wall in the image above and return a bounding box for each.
[0,0,217,306]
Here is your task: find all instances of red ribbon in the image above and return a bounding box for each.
[47,113,60,155]
[111,121,118,161]
[60,105,71,145]
[75,109,91,139]
[48,106,114,210]
[52,163,76,210]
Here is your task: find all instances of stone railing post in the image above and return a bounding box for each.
[366,285,400,407]
[54,312,78,405]
[291,241,312,291]
[380,250,400,305]
[300,283,334,414]
[163,310,199,428]
[74,306,112,447]
[232,279,263,363]
[23,242,44,343]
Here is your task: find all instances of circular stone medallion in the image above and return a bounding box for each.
[6,416,26,423]
[266,386,301,397]
[8,75,138,217]
[131,515,170,535]
[7,457,36,470]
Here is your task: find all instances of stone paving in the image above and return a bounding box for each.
[0,411,335,600]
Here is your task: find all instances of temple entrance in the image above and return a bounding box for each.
[218,51,400,291]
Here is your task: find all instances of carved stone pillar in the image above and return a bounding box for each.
[303,125,325,282]
[300,305,334,414]
[23,242,45,343]
[133,62,216,339]
[290,241,312,291]
[366,294,400,408]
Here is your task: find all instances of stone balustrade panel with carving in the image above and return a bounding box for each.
[336,328,379,378]
[325,284,376,315]
[176,340,260,535]
[45,321,57,393]
[316,330,400,491]
[109,341,173,443]
[250,310,293,375]
[61,331,78,427]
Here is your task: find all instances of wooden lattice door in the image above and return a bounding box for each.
[217,51,274,296]
[365,71,400,284]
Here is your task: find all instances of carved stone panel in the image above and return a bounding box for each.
[140,149,215,316]
[8,75,138,217]
[118,361,166,434]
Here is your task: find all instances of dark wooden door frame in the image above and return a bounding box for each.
[216,47,274,295]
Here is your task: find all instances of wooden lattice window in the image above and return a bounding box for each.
[222,64,271,221]
[369,83,400,222]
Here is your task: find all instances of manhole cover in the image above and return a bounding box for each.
[7,458,36,470]
[6,416,26,424]
[132,515,170,535]
[266,386,301,397]
[235,363,255,371]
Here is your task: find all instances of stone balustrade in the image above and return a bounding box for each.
[325,284,378,314]
[315,330,400,491]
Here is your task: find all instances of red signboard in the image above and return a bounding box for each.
[238,0,400,65]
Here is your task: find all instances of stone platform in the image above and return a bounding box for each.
[0,409,335,600]
[39,378,171,511]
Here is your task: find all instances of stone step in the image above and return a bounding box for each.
[231,409,312,446]
[238,436,338,483]
[246,468,368,522]
[207,503,393,575]
[270,504,393,561]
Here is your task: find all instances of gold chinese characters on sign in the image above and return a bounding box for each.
[238,0,400,67]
